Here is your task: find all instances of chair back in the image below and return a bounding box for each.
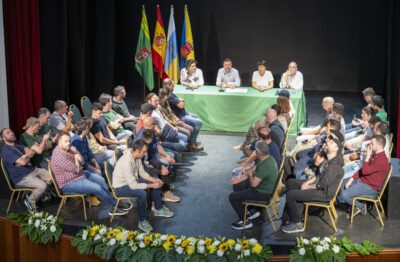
[104,162,117,198]
[1,159,16,191]
[69,104,82,124]
[114,148,124,162]
[270,168,285,204]
[47,161,64,198]
[286,112,295,135]
[377,165,393,201]
[80,96,93,117]
[329,178,343,205]
[389,143,393,156]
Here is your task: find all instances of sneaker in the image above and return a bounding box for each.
[281,222,305,234]
[231,219,253,230]
[154,207,174,218]
[163,191,181,203]
[24,196,35,211]
[347,205,367,219]
[118,200,133,211]
[151,203,169,212]
[247,209,261,220]
[108,208,128,216]
[187,144,204,152]
[138,219,153,232]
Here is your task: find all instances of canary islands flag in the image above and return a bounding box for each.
[164,6,179,84]
[180,5,195,69]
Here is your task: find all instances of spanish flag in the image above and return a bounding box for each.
[180,5,195,69]
[152,5,167,79]
[164,6,179,84]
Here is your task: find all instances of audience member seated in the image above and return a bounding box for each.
[165,78,203,147]
[346,87,376,132]
[277,96,292,128]
[265,108,285,150]
[20,117,55,169]
[229,141,279,230]
[362,87,375,107]
[180,59,204,88]
[281,136,344,233]
[37,107,52,136]
[112,86,137,132]
[233,119,266,156]
[1,128,51,210]
[332,102,346,135]
[345,115,379,153]
[90,102,127,150]
[271,104,289,133]
[277,89,295,119]
[216,58,241,88]
[279,61,303,89]
[251,60,274,91]
[51,132,128,216]
[135,103,156,136]
[371,95,388,123]
[112,140,174,232]
[338,135,389,218]
[345,106,375,141]
[99,93,133,141]
[49,100,74,134]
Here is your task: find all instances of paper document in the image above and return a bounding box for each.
[225,88,248,94]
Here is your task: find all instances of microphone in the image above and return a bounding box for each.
[219,71,226,92]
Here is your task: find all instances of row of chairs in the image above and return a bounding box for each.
[68,96,93,125]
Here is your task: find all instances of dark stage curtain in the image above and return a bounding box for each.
[3,0,42,134]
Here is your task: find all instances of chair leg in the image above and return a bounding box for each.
[350,199,356,224]
[6,192,15,214]
[330,205,338,219]
[378,201,385,215]
[374,202,384,227]
[303,205,309,231]
[243,204,248,226]
[31,193,36,210]
[271,201,278,218]
[327,207,337,232]
[56,198,66,217]
[16,191,21,202]
[82,196,87,221]
[110,199,120,223]
[266,207,276,231]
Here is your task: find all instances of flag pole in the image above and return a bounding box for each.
[143,81,146,102]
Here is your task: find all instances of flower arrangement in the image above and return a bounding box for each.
[71,224,273,261]
[7,211,63,245]
[289,236,383,262]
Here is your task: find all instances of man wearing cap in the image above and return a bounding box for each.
[20,117,56,169]
[1,128,51,210]
[281,135,344,233]
[279,61,303,89]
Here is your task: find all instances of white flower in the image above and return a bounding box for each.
[311,237,319,242]
[108,238,116,246]
[40,225,47,231]
[324,237,331,243]
[50,225,57,233]
[212,240,221,246]
[197,240,205,246]
[217,250,224,257]
[82,231,88,241]
[47,215,54,221]
[28,218,33,225]
[197,245,205,254]
[174,239,182,245]
[302,239,309,245]
[299,247,306,256]
[234,243,242,252]
[176,246,183,255]
[99,228,106,235]
[139,241,145,248]
[94,234,101,241]
[34,220,41,228]
[131,245,138,252]
[34,212,43,218]
[315,245,324,254]
[249,238,258,245]
[332,245,340,254]
[159,235,167,241]
[243,249,250,256]
[136,233,145,241]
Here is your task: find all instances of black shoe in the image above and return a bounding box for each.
[118,201,133,211]
[231,219,253,230]
[109,208,129,216]
[247,209,261,220]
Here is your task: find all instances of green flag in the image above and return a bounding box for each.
[135,6,154,91]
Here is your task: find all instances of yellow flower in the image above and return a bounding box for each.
[107,231,116,239]
[163,242,170,252]
[154,233,161,239]
[205,238,212,246]
[167,235,176,243]
[181,239,190,248]
[208,245,216,254]
[127,231,135,240]
[186,246,194,255]
[226,239,235,247]
[89,225,99,237]
[116,232,124,240]
[252,243,262,254]
[112,228,121,235]
[241,240,249,248]
[219,243,228,251]
[144,235,152,245]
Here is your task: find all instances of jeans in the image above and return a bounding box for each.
[115,177,163,222]
[62,171,115,207]
[343,161,362,179]
[229,179,270,220]
[337,178,377,209]
[163,148,182,162]
[116,129,133,140]
[177,124,194,144]
[123,121,136,132]
[94,149,115,167]
[162,139,186,152]
[182,113,202,143]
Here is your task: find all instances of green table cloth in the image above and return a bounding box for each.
[174,85,307,135]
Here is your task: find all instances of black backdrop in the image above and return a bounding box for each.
[39,0,399,127]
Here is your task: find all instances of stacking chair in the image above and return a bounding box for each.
[351,165,392,227]
[114,148,124,163]
[104,162,137,222]
[69,104,82,124]
[80,96,93,117]
[48,162,88,220]
[242,169,285,231]
[303,179,343,232]
[1,159,36,213]
[271,155,286,216]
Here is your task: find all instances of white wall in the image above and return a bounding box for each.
[0,0,9,130]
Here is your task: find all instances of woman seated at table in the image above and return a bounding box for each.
[251,60,274,91]
[180,59,204,89]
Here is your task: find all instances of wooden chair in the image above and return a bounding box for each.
[80,96,92,117]
[351,165,392,227]
[69,104,82,124]
[1,159,36,213]
[48,162,88,220]
[303,179,343,232]
[104,162,137,222]
[242,169,285,231]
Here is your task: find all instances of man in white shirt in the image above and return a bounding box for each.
[279,61,303,89]
[216,58,240,88]
[180,59,204,88]
[252,60,274,91]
